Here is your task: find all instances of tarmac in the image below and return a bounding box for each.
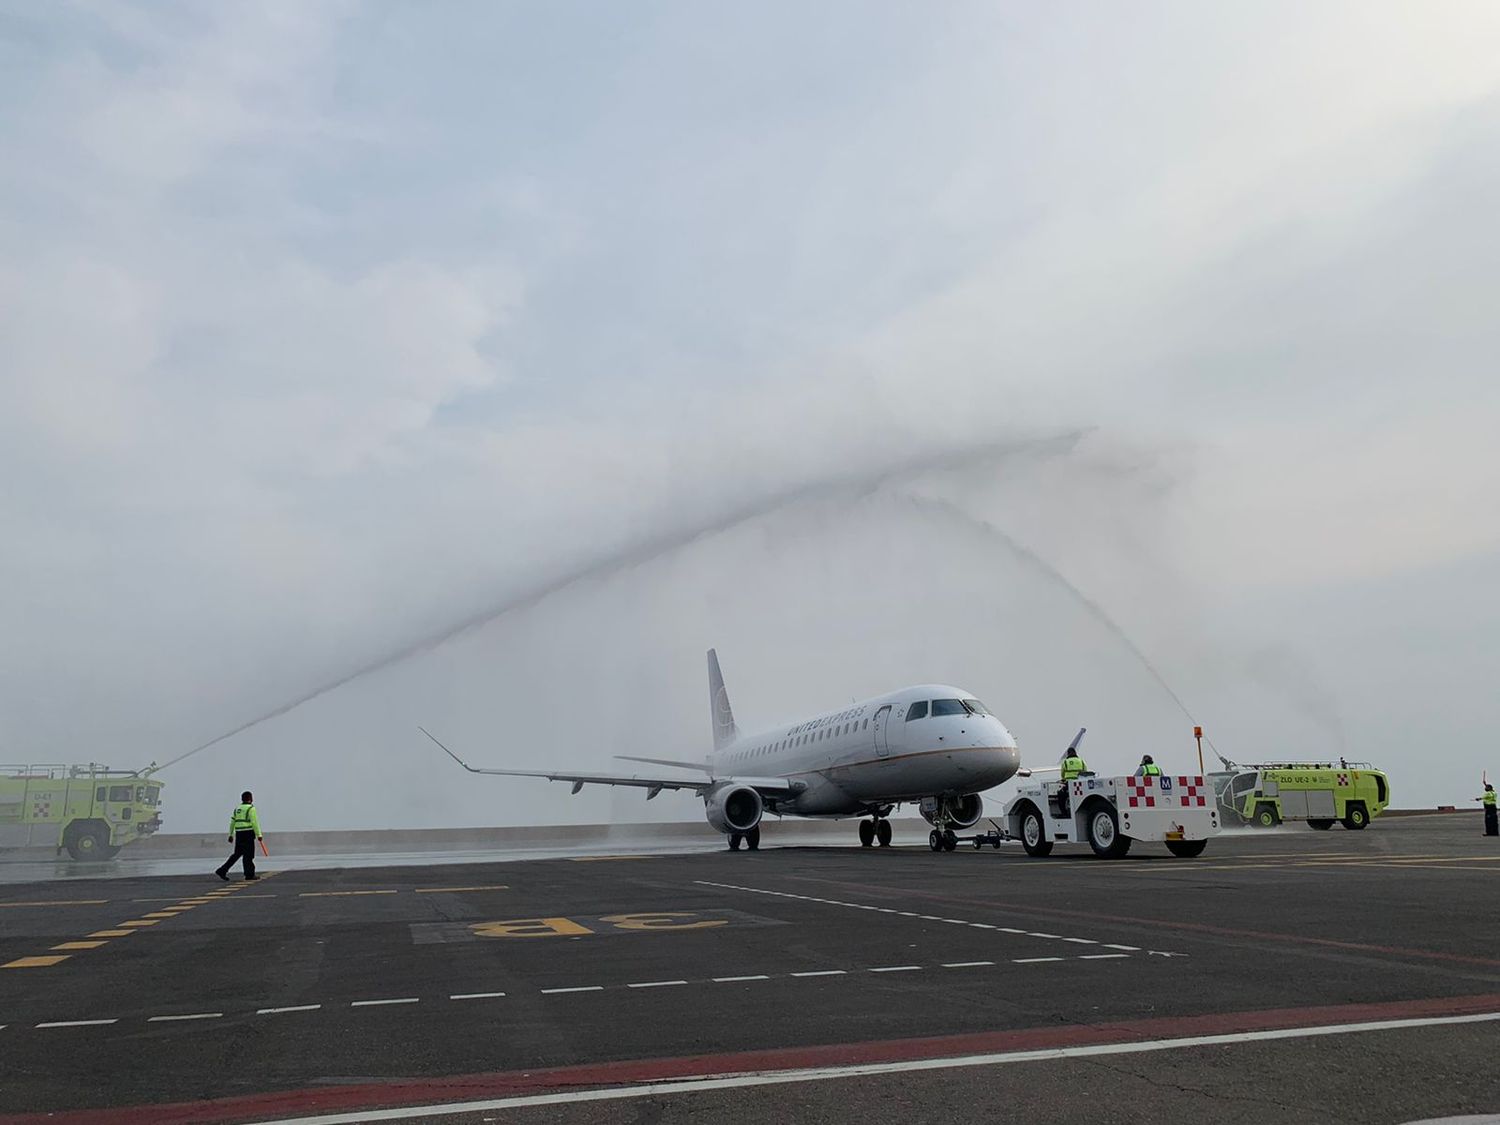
[0,814,1497,1124]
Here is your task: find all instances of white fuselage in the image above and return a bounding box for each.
[712,684,1020,817]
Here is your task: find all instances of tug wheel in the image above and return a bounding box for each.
[1020,807,1053,858]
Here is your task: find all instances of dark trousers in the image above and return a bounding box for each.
[217,830,257,878]
[1485,806,1498,837]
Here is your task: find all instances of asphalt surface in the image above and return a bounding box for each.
[1,816,1497,1124]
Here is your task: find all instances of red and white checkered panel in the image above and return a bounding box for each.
[1337,772,1350,786]
[1176,775,1208,807]
[1124,776,1158,808]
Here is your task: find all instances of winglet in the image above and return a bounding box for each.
[419,726,480,773]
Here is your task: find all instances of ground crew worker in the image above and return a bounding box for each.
[1137,754,1162,778]
[1060,749,1087,781]
[1058,748,1088,816]
[215,791,263,881]
[1479,784,1498,837]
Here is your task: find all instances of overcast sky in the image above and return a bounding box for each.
[2,2,1497,834]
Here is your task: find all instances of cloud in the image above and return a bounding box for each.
[2,3,1498,827]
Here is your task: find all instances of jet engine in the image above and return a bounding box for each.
[920,793,983,829]
[704,785,764,834]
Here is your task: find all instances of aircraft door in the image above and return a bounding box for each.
[873,705,891,758]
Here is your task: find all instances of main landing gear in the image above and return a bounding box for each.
[727,826,761,851]
[857,818,893,848]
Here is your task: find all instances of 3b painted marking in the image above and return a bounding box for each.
[411,909,782,945]
[472,913,729,939]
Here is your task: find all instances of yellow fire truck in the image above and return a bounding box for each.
[1210,762,1390,830]
[0,764,165,860]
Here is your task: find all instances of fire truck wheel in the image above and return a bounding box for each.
[64,823,114,861]
[1254,804,1280,829]
[1342,804,1369,830]
[1307,819,1335,830]
[876,819,892,847]
[858,820,875,847]
[1020,806,1053,858]
[1165,839,1207,858]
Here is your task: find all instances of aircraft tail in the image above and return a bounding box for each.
[707,648,738,751]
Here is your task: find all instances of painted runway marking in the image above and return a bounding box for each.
[4,952,1163,1034]
[695,880,1182,956]
[36,1019,116,1028]
[300,891,398,898]
[1104,944,1140,951]
[415,886,510,894]
[0,899,108,908]
[51,941,108,951]
[236,1010,1500,1124]
[88,930,135,938]
[4,956,69,968]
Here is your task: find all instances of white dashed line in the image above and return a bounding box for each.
[941,961,995,968]
[1080,953,1131,960]
[1013,957,1064,964]
[627,980,687,989]
[869,965,922,973]
[694,879,1183,958]
[712,975,770,983]
[450,992,506,1001]
[258,1005,320,1015]
[36,1019,117,1028]
[350,998,419,1008]
[542,986,604,995]
[149,1012,222,1022]
[790,970,847,978]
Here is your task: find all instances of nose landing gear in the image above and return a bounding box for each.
[927,828,958,852]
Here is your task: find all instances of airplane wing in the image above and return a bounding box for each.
[420,727,801,800]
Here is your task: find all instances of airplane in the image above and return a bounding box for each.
[425,649,1022,852]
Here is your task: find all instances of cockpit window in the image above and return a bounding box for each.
[961,699,989,716]
[906,700,929,721]
[930,699,966,717]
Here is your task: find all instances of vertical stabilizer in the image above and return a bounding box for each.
[707,648,738,751]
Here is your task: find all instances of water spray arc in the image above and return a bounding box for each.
[897,491,1227,764]
[154,431,1091,772]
